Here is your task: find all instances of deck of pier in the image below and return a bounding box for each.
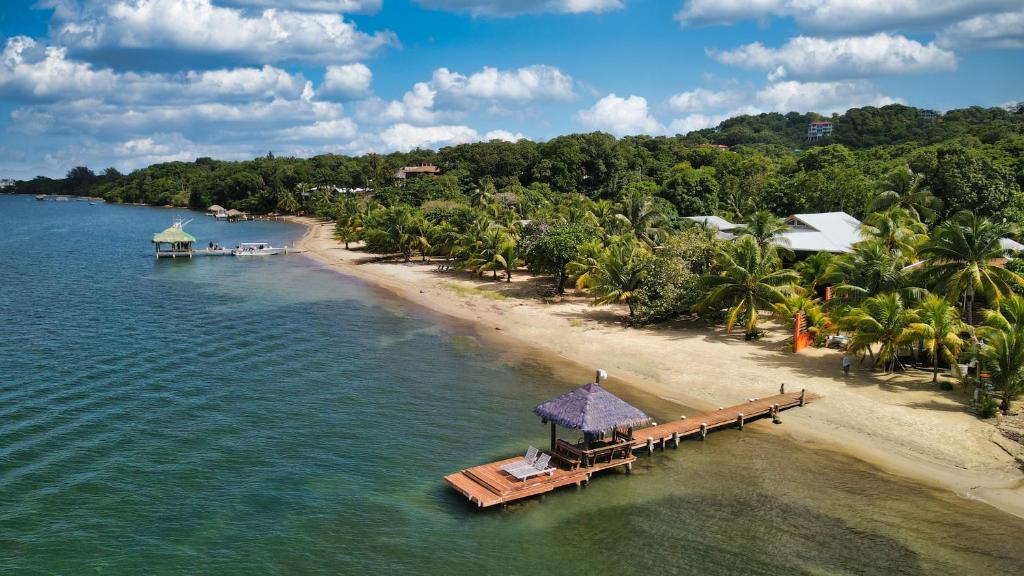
[445,390,811,508]
[445,455,635,508]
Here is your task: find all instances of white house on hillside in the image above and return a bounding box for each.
[685,211,863,254]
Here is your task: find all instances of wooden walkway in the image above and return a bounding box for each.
[445,390,812,508]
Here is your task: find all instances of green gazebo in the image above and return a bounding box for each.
[152,224,196,259]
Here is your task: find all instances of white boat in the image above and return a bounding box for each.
[232,242,286,256]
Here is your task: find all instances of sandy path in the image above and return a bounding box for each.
[288,217,1024,518]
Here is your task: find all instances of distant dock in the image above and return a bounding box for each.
[445,389,813,508]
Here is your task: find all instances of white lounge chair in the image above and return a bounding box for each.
[501,446,539,474]
[507,453,555,481]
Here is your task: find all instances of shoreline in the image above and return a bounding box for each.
[287,216,1024,519]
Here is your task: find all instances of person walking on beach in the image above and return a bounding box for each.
[842,353,851,378]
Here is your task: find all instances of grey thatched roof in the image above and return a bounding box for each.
[533,382,649,434]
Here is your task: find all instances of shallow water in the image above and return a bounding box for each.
[1,196,1022,575]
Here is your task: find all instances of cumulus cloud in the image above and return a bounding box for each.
[755,80,900,113]
[320,63,373,100]
[937,10,1024,49]
[665,80,900,134]
[667,87,745,113]
[575,93,663,136]
[483,129,528,141]
[51,0,397,64]
[414,0,623,17]
[710,34,957,80]
[675,0,1019,33]
[379,123,480,151]
[0,36,309,103]
[431,65,574,101]
[278,118,359,140]
[218,0,382,12]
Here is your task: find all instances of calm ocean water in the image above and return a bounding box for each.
[2,195,1023,575]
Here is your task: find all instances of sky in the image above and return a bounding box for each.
[0,0,1021,179]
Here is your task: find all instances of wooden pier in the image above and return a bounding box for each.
[445,390,812,508]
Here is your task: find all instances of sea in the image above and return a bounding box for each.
[2,195,1023,575]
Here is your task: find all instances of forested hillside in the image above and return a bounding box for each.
[8,103,1024,223]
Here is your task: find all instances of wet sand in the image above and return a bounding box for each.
[288,216,1024,519]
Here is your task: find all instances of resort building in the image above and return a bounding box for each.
[807,121,833,141]
[920,109,940,121]
[687,211,863,254]
[394,164,441,179]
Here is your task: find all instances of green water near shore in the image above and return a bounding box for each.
[1,195,1022,575]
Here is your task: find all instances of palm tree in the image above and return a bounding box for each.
[696,235,799,338]
[919,211,1023,325]
[826,239,921,301]
[869,167,943,224]
[860,207,927,259]
[581,241,651,319]
[841,292,917,373]
[794,252,835,294]
[772,292,835,344]
[979,326,1024,414]
[466,228,508,280]
[909,294,969,383]
[494,238,523,282]
[737,211,788,246]
[614,188,667,247]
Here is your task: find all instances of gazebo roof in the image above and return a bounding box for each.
[533,382,649,434]
[207,204,225,212]
[226,209,244,216]
[152,226,196,244]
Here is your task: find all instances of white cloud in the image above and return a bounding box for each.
[320,63,373,100]
[575,93,663,136]
[668,112,736,134]
[379,123,480,151]
[937,10,1024,49]
[414,0,623,17]
[754,80,900,113]
[483,129,528,141]
[664,79,900,133]
[675,0,1019,33]
[354,81,441,124]
[667,87,745,113]
[431,65,574,101]
[52,0,397,64]
[710,34,957,80]
[0,36,308,103]
[219,0,382,12]
[278,118,359,140]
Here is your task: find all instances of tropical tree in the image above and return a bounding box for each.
[919,211,1023,325]
[869,167,943,224]
[979,295,1024,413]
[860,207,927,258]
[909,294,969,383]
[696,235,799,338]
[579,241,651,319]
[979,324,1024,414]
[614,187,667,246]
[525,222,594,294]
[794,251,835,294]
[827,239,921,300]
[736,210,792,260]
[840,292,917,372]
[494,238,523,282]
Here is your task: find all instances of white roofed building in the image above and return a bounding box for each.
[780,212,862,254]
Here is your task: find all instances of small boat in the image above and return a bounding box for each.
[232,242,286,256]
[35,194,47,201]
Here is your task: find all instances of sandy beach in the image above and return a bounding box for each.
[288,216,1024,518]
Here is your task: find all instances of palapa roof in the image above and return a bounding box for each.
[533,382,649,434]
[225,209,244,216]
[207,204,225,212]
[152,226,196,244]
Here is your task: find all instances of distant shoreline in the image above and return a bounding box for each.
[286,214,1024,520]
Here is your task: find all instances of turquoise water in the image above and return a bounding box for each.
[2,195,1023,575]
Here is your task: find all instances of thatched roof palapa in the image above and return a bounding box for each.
[225,209,244,217]
[207,204,225,213]
[152,227,196,244]
[533,382,649,434]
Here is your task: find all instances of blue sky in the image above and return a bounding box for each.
[0,0,1021,179]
